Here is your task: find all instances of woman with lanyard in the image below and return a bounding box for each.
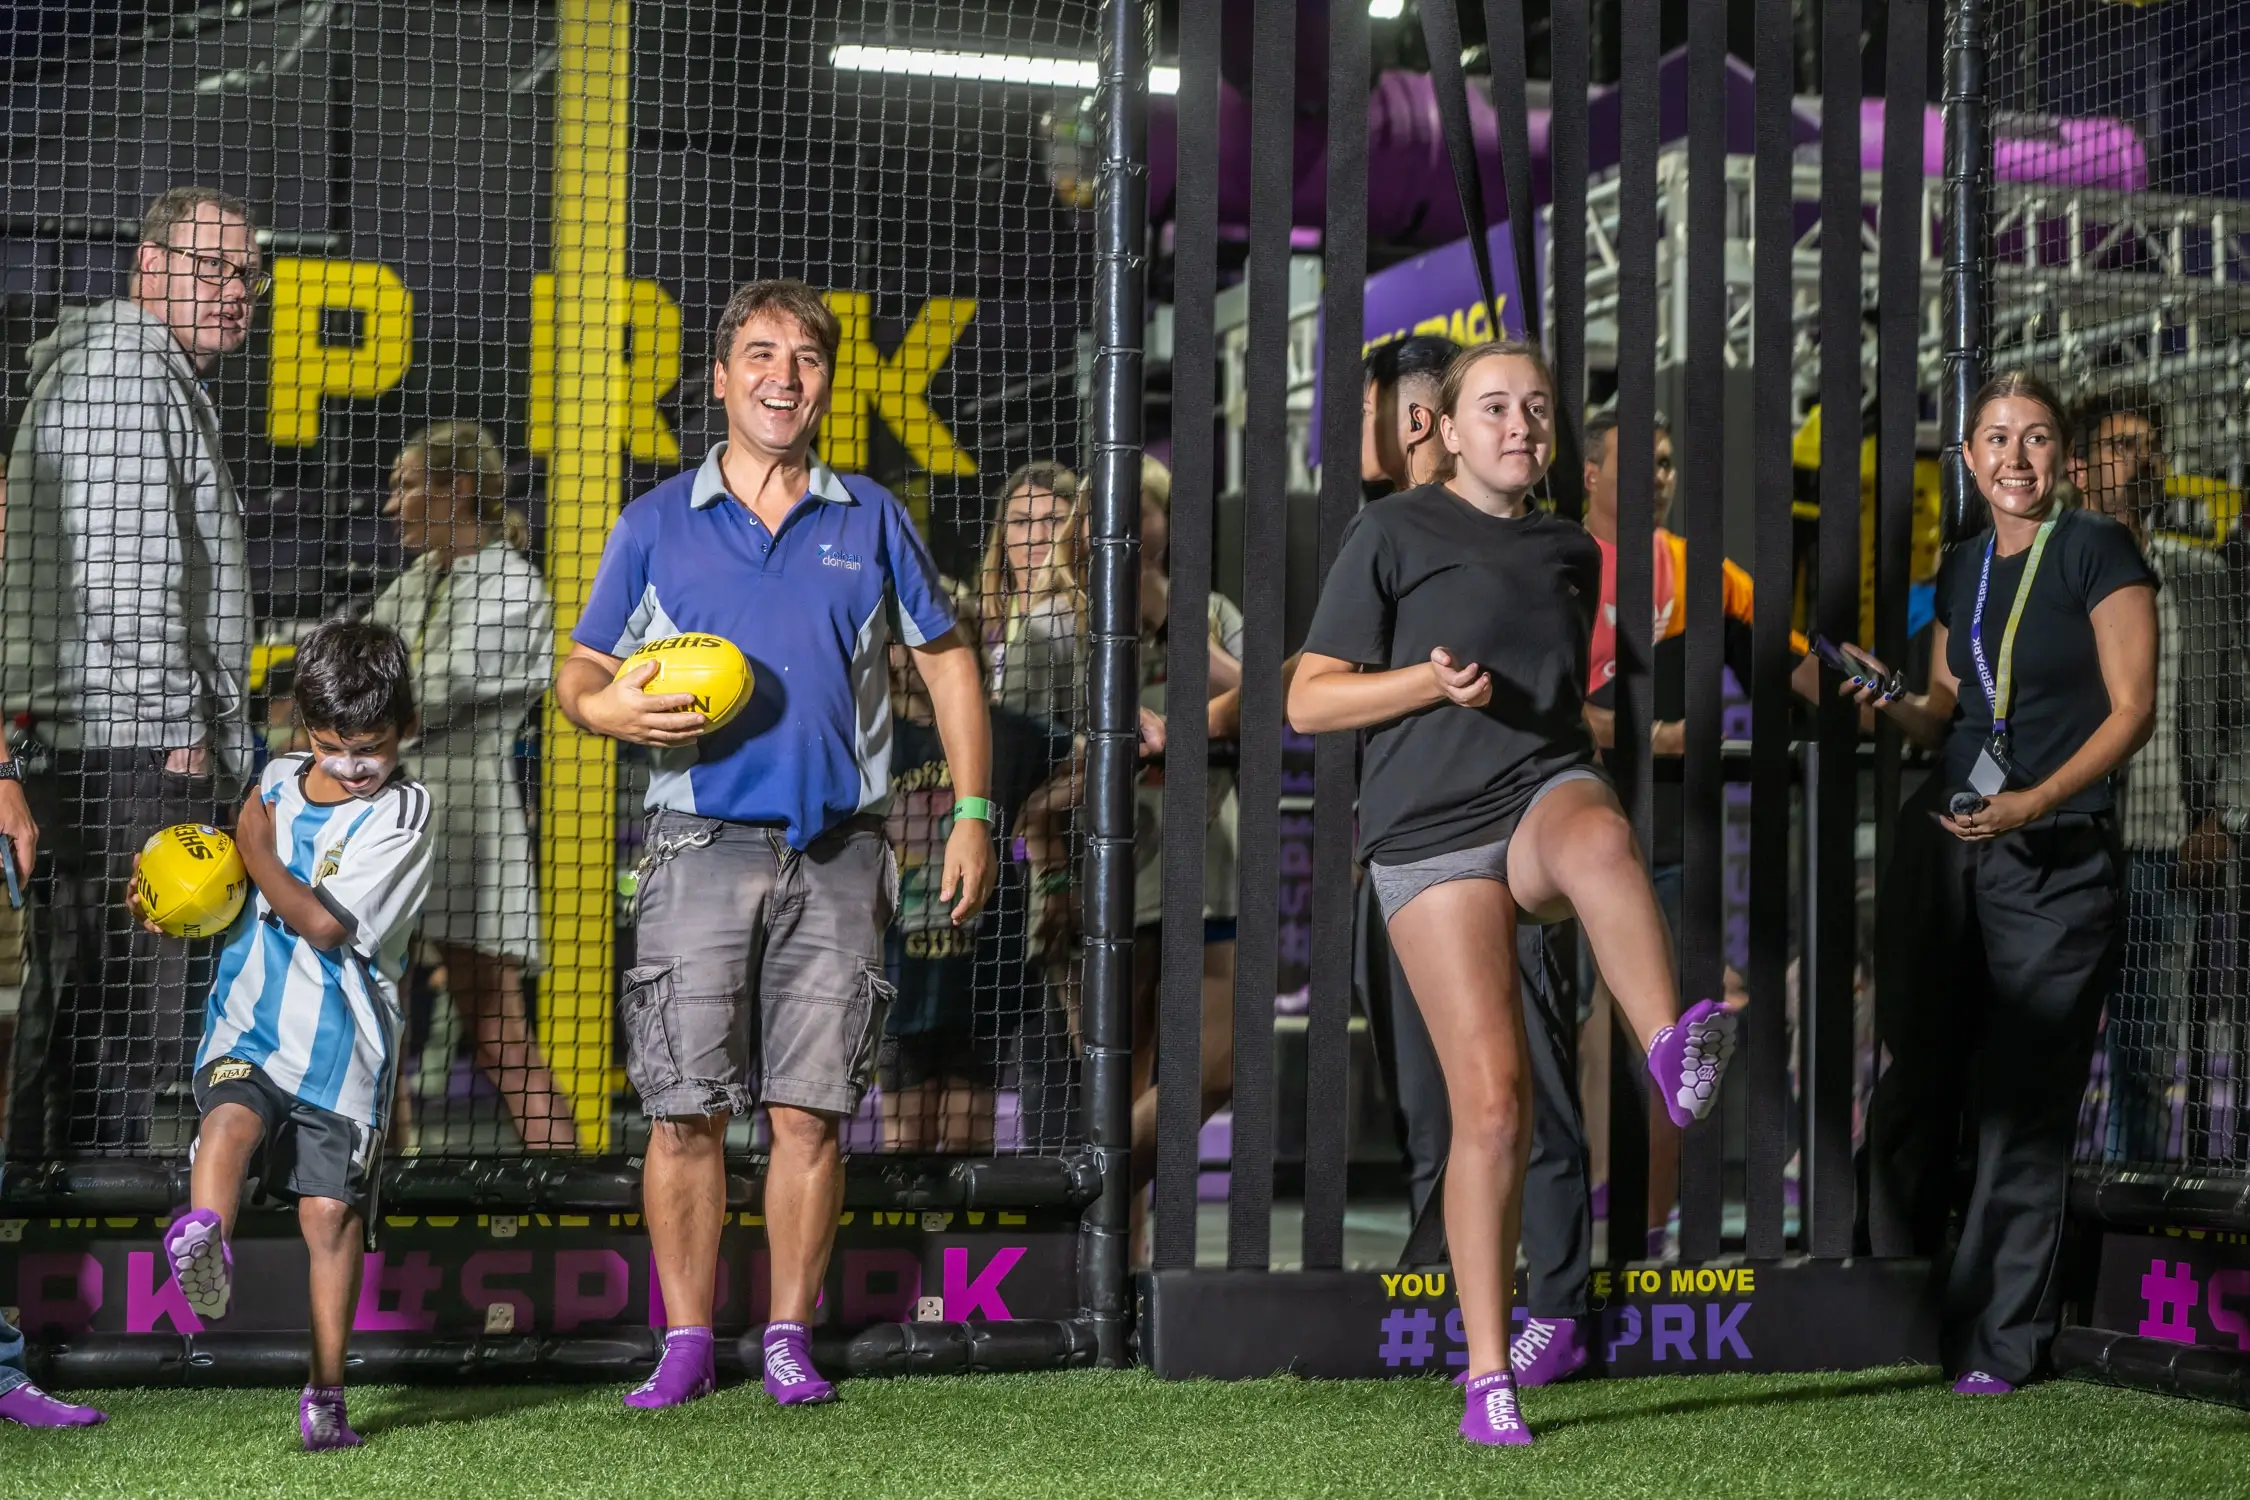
[1289,341,1738,1447]
[372,422,577,1152]
[1828,371,2155,1393]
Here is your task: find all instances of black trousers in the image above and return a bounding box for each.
[5,750,221,1157]
[1355,876,1592,1316]
[1865,778,2123,1384]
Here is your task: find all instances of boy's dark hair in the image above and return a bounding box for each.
[293,620,416,736]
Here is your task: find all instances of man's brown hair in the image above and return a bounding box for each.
[139,186,257,248]
[714,278,841,368]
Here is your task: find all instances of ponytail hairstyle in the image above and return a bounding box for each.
[1966,369,2072,452]
[398,420,529,552]
[1435,338,1560,492]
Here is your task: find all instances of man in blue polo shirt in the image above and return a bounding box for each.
[558,278,995,1411]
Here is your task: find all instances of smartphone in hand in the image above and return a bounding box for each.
[2,838,22,911]
[1807,633,1906,700]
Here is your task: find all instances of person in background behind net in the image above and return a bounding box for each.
[1122,456,1243,1259]
[557,279,993,1412]
[1291,341,1737,1447]
[1,186,261,1156]
[1847,371,2155,1394]
[370,421,576,1153]
[981,461,1087,738]
[880,578,1071,1153]
[0,638,104,1424]
[1573,406,1763,1276]
[2068,387,2241,1164]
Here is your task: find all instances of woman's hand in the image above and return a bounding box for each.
[1833,645,1903,709]
[1939,787,2046,842]
[1137,705,1166,759]
[1429,648,1492,709]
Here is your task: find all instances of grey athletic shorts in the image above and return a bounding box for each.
[1367,766,1609,922]
[192,1057,379,1217]
[625,809,898,1118]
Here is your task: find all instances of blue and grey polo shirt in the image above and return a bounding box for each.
[574,443,956,848]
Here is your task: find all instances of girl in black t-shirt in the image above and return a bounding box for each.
[1820,370,2156,1394]
[1290,341,1738,1448]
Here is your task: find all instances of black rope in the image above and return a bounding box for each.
[1481,0,1539,340]
[1808,0,1864,1261]
[1874,0,1930,887]
[1607,0,1661,1266]
[1744,0,1795,1263]
[1225,0,1296,1271]
[1676,0,1729,1263]
[1299,0,1369,1274]
[1151,0,1222,1275]
[1416,0,1503,335]
[1547,0,1590,522]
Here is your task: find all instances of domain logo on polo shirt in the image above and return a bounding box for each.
[817,543,864,571]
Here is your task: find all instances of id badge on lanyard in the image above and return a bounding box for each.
[1967,514,2057,797]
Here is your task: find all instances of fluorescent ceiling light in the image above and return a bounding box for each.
[1369,0,1406,16]
[831,45,1180,95]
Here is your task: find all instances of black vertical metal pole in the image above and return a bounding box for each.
[1744,0,1795,1262]
[1875,1,1930,875]
[1549,0,1590,521]
[1226,0,1296,1272]
[1418,0,1504,335]
[1079,0,1150,1363]
[1301,0,1369,1273]
[1807,0,1864,1261]
[1151,0,1222,1278]
[1941,0,1989,544]
[1610,0,1660,1267]
[1677,0,1728,1264]
[1482,0,1540,338]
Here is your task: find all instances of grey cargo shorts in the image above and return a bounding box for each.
[625,808,898,1119]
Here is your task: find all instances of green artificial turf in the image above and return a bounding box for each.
[6,1367,2246,1499]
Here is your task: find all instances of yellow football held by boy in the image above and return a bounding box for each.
[131,620,435,1452]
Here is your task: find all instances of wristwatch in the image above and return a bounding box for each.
[0,759,20,784]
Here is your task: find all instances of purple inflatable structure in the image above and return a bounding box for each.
[1147,44,2147,248]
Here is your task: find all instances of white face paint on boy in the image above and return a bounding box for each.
[304,725,406,801]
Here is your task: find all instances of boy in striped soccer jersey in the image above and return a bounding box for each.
[135,620,433,1452]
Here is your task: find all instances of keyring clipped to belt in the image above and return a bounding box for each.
[639,817,720,880]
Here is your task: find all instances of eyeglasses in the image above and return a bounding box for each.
[155,244,273,298]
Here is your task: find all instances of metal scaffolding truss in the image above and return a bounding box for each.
[1568,147,2250,481]
[1202,146,2250,497]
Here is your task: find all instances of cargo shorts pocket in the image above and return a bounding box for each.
[854,963,898,1085]
[620,962,683,1104]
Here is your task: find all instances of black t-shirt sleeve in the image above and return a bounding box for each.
[1933,538,1974,630]
[2065,511,2157,612]
[1302,509,1396,666]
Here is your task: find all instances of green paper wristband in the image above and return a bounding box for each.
[952,796,996,824]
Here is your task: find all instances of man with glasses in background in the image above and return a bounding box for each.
[2,187,262,1155]
[2073,386,2245,1163]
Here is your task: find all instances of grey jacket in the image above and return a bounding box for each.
[1,299,252,787]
